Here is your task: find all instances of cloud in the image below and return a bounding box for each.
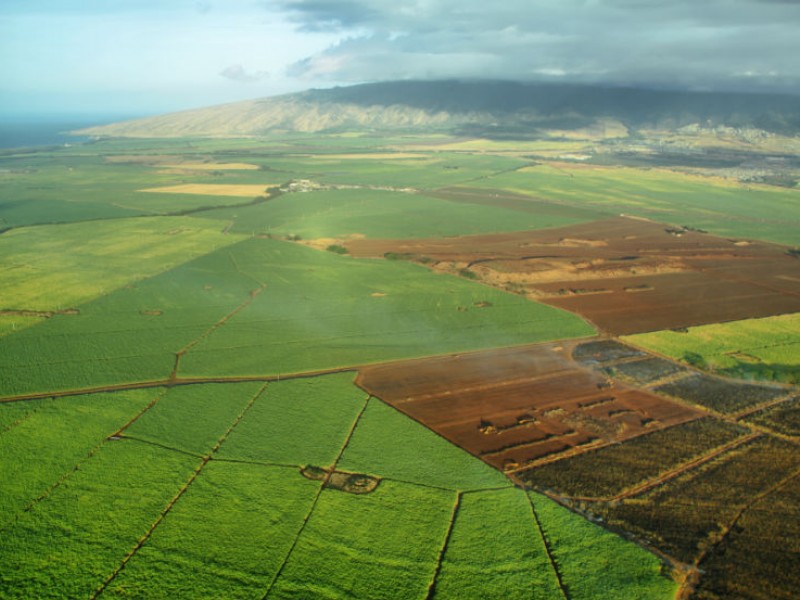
[276,0,800,93]
[219,64,269,83]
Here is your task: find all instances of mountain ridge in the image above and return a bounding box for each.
[76,80,800,139]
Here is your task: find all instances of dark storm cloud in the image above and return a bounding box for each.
[277,0,800,93]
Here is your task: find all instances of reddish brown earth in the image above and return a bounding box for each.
[356,340,702,473]
[347,216,800,334]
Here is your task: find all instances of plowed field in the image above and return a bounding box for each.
[356,340,702,473]
[347,216,800,334]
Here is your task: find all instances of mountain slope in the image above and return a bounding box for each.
[77,80,800,138]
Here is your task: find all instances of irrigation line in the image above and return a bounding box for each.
[424,491,462,600]
[526,493,570,600]
[92,384,266,598]
[564,432,763,503]
[681,464,800,600]
[0,403,41,436]
[261,395,372,600]
[120,435,206,459]
[0,389,169,535]
[112,388,170,437]
[0,366,358,404]
[211,457,300,471]
[170,283,267,381]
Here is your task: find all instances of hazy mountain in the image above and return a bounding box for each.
[76,80,800,139]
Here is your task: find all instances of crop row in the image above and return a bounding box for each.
[599,436,800,565]
[521,417,747,498]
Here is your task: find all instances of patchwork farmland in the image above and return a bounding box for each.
[1,130,799,598]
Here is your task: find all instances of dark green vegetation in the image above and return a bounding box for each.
[2,122,799,599]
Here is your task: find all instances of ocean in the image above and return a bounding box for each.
[0,116,138,150]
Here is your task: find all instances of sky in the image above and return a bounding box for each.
[1,0,799,118]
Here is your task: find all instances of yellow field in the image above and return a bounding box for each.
[0,217,243,314]
[160,162,260,170]
[139,184,274,197]
[303,153,427,160]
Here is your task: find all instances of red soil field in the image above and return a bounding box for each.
[356,340,702,474]
[347,216,800,334]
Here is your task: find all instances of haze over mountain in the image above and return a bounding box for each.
[77,80,800,140]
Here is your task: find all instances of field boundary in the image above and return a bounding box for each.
[90,383,267,598]
[526,493,570,600]
[0,389,169,534]
[0,367,359,404]
[563,432,763,503]
[680,463,800,599]
[170,283,267,380]
[261,394,372,599]
[424,491,462,599]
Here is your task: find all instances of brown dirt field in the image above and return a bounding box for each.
[534,271,800,336]
[347,216,800,335]
[356,340,702,473]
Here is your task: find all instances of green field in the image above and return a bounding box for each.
[624,313,800,384]
[471,163,800,245]
[0,374,677,598]
[179,238,594,379]
[197,187,585,239]
[6,133,777,598]
[0,216,241,314]
[0,235,592,398]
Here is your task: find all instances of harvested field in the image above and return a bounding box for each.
[139,184,274,197]
[356,340,702,473]
[533,271,800,336]
[347,216,800,335]
[654,373,787,414]
[520,417,748,499]
[745,396,800,436]
[608,357,686,385]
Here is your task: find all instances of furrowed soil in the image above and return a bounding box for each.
[356,339,702,473]
[347,216,800,335]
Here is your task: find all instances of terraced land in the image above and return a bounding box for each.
[3,132,800,599]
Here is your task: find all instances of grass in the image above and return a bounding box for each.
[0,389,159,526]
[433,488,563,599]
[624,313,800,384]
[103,461,321,599]
[0,245,258,398]
[337,398,510,491]
[0,216,241,313]
[0,315,45,338]
[217,374,368,467]
[531,493,678,600]
[198,188,585,239]
[268,481,454,599]
[291,151,530,190]
[124,382,265,455]
[472,163,800,245]
[0,439,200,599]
[179,238,595,379]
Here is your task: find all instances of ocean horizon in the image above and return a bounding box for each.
[0,115,142,149]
